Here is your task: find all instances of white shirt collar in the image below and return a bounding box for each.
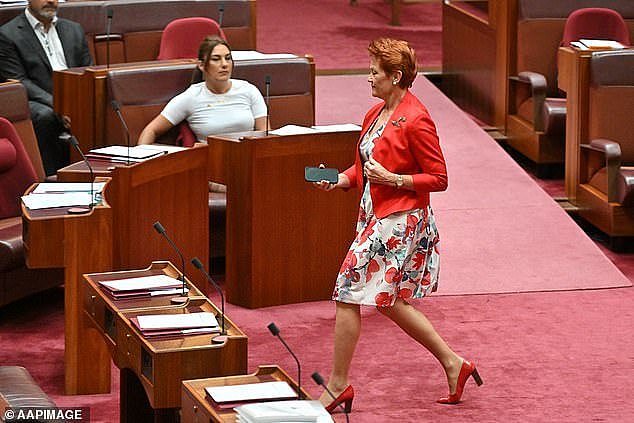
[24,7,58,31]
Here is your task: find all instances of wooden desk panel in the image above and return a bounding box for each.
[85,262,248,422]
[57,146,210,292]
[208,130,359,308]
[22,179,114,395]
[181,366,308,423]
[557,47,593,202]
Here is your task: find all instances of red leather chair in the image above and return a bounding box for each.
[0,117,37,220]
[562,8,631,47]
[157,17,226,60]
[0,117,62,306]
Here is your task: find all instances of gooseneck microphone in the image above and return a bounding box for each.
[105,8,113,69]
[152,221,188,304]
[264,75,271,136]
[111,100,131,165]
[267,322,302,400]
[311,372,350,422]
[191,257,227,343]
[60,132,95,214]
[218,2,225,28]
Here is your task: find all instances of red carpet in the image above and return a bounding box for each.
[316,74,632,294]
[4,283,634,422]
[257,0,442,71]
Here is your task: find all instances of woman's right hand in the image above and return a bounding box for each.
[314,173,350,191]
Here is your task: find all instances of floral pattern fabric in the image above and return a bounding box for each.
[333,118,441,307]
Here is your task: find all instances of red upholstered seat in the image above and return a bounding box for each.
[0,117,38,220]
[562,8,631,47]
[157,17,226,60]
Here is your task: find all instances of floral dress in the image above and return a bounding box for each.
[333,120,441,307]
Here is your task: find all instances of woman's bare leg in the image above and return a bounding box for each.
[319,301,361,406]
[378,298,463,394]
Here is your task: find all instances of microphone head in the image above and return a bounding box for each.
[111,100,121,111]
[267,322,280,336]
[311,372,324,386]
[191,257,204,270]
[265,75,271,85]
[153,221,166,234]
[106,8,113,18]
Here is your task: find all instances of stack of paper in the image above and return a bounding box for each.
[235,400,333,423]
[22,182,105,210]
[269,124,361,136]
[86,145,166,163]
[130,312,219,338]
[570,39,626,50]
[205,381,297,409]
[98,275,185,299]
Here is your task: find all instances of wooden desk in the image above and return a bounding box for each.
[57,145,210,292]
[84,262,248,423]
[22,179,114,395]
[208,130,359,308]
[181,365,308,423]
[557,46,593,203]
[54,56,316,162]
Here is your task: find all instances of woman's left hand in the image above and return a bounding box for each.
[364,157,396,186]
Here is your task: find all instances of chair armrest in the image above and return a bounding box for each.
[581,139,622,202]
[513,71,548,131]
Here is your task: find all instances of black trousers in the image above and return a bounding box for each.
[29,100,69,176]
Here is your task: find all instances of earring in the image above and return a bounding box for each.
[392,79,398,85]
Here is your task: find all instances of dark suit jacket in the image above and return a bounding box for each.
[0,13,92,108]
[343,91,448,219]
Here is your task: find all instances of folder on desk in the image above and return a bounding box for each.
[205,381,298,410]
[98,275,184,299]
[130,312,219,338]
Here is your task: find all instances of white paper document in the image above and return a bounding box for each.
[89,145,166,160]
[31,182,106,194]
[136,312,218,331]
[206,381,297,403]
[572,39,626,50]
[137,144,187,154]
[231,50,297,61]
[270,124,361,136]
[21,192,94,210]
[235,400,333,423]
[99,275,183,292]
[311,124,361,132]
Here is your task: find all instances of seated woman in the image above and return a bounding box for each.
[138,35,268,145]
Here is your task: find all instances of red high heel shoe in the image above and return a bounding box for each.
[326,385,354,413]
[437,360,483,404]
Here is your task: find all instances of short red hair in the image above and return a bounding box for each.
[368,38,417,88]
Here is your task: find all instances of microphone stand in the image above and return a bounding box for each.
[218,2,225,28]
[267,322,302,400]
[111,100,131,165]
[191,257,227,344]
[152,221,189,304]
[60,132,95,214]
[105,8,113,69]
[264,75,271,136]
[311,372,350,422]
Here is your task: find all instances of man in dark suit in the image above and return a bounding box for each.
[0,0,92,176]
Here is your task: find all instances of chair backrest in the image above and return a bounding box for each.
[0,118,38,219]
[0,81,45,181]
[562,8,631,47]
[589,49,634,163]
[157,17,226,60]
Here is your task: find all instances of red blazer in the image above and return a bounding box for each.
[343,91,447,219]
